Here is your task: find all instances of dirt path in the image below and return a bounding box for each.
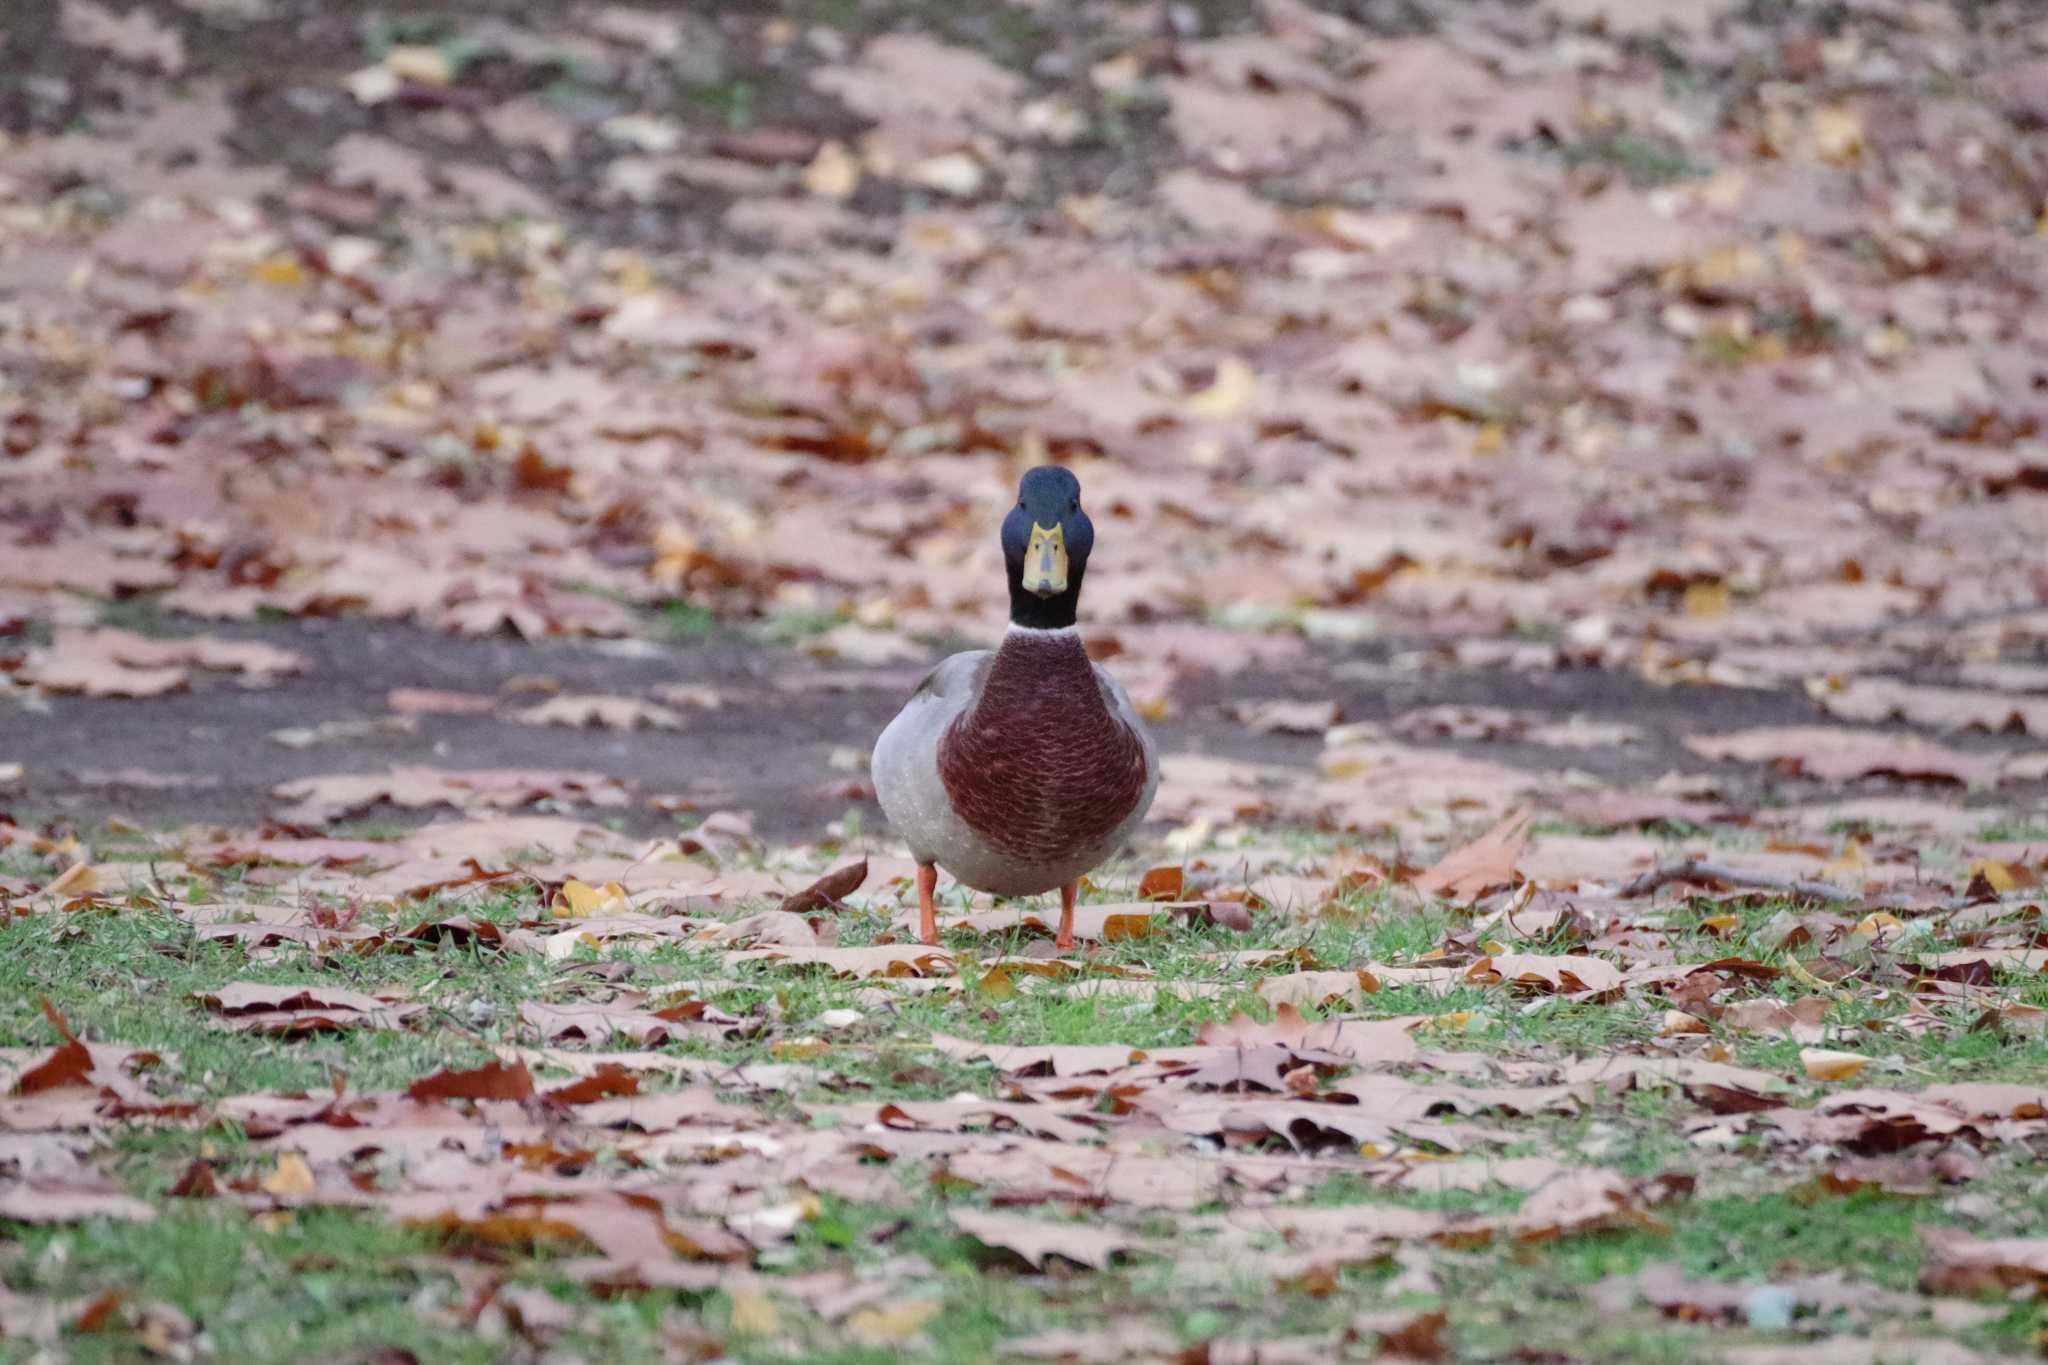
[12,612,2029,842]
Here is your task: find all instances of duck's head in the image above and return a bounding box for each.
[1001,466,1093,630]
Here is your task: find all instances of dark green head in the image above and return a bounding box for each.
[1000,466,1092,630]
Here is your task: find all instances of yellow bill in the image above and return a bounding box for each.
[1021,521,1067,595]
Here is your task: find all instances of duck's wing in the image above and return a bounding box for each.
[875,649,990,764]
[909,649,991,708]
[873,650,992,863]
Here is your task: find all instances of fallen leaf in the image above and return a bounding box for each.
[845,1298,942,1345]
[952,1210,1138,1270]
[515,696,685,731]
[259,1152,316,1197]
[778,858,868,915]
[1413,814,1530,904]
[1800,1048,1872,1082]
[727,1285,782,1335]
[407,1059,536,1103]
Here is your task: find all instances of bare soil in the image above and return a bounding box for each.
[11,614,2015,840]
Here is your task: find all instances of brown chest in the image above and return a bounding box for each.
[936,635,1148,866]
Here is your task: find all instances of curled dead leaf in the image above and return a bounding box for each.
[1800,1048,1871,1082]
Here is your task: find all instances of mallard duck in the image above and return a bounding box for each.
[873,466,1159,950]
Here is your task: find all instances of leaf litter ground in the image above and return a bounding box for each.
[6,0,2048,1360]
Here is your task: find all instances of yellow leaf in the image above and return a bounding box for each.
[252,254,306,287]
[1698,914,1742,935]
[802,140,860,200]
[1785,957,1840,995]
[1821,842,1868,881]
[1421,1012,1473,1033]
[1852,912,1903,937]
[543,928,598,961]
[728,1286,780,1336]
[261,1152,316,1197]
[383,43,452,85]
[771,1039,828,1061]
[551,879,629,918]
[846,1299,942,1346]
[1660,1010,1710,1037]
[1684,582,1729,617]
[1810,106,1864,164]
[1800,1048,1869,1082]
[1969,860,2019,893]
[1184,357,1257,419]
[43,863,99,898]
[976,966,1018,1000]
[1472,422,1506,457]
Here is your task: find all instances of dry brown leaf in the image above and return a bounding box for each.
[407,1059,536,1103]
[778,858,868,915]
[1413,814,1530,904]
[514,695,686,731]
[1684,728,1997,788]
[1722,997,1827,1043]
[1466,953,1623,995]
[1227,698,1342,734]
[844,1299,942,1346]
[727,944,955,978]
[951,1210,1139,1270]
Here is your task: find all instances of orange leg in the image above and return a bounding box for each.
[1056,880,1078,953]
[917,862,939,946]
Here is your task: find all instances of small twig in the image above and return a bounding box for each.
[1617,858,1852,902]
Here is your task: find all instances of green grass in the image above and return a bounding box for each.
[1557,130,1705,186]
[651,598,720,639]
[751,609,844,647]
[5,839,2047,1362]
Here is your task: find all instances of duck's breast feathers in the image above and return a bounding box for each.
[935,632,1153,867]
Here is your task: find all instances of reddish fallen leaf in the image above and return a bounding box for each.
[407,1059,536,1103]
[15,1000,92,1095]
[167,1161,219,1198]
[72,1289,127,1334]
[1137,865,1184,900]
[1348,1308,1448,1361]
[543,1064,640,1106]
[778,857,868,915]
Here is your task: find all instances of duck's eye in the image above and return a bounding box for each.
[1069,498,1079,512]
